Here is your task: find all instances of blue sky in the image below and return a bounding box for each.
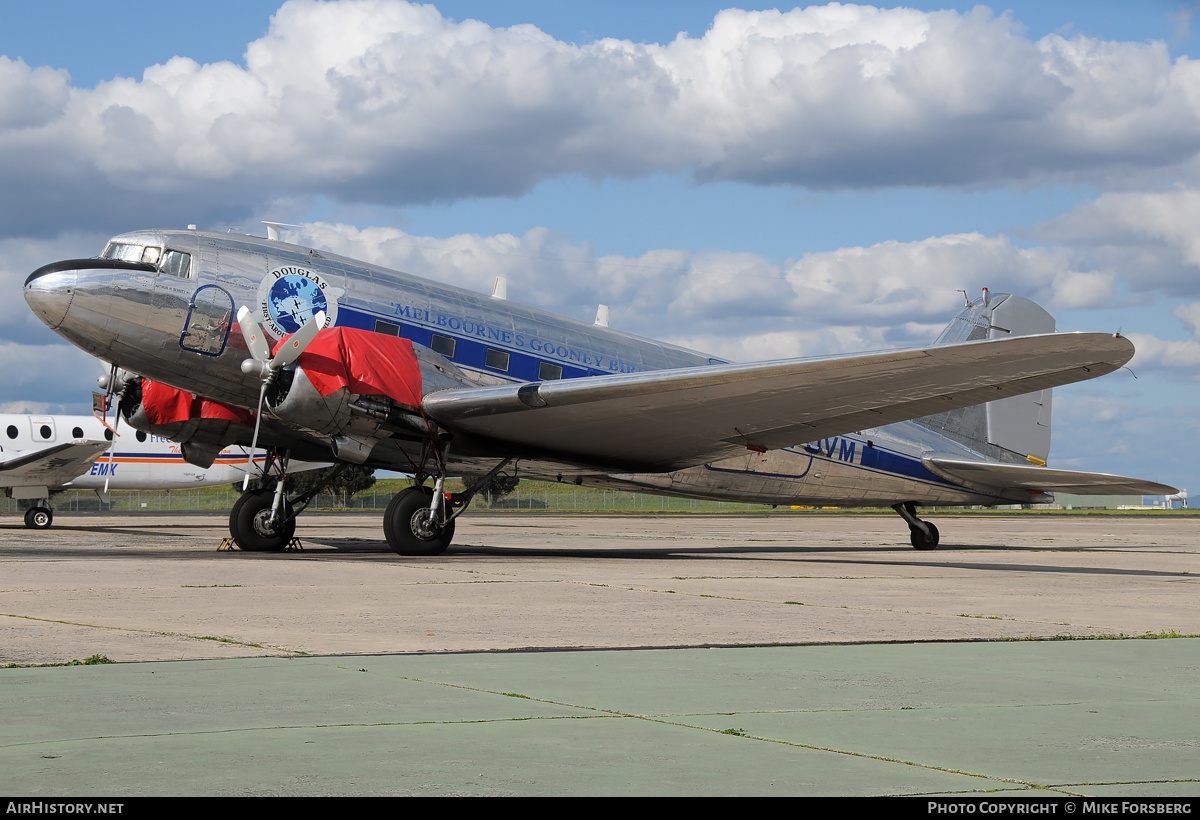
[1,1,1197,496]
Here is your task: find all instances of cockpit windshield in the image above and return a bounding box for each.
[101,242,190,278]
[102,242,160,265]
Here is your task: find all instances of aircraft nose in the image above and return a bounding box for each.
[24,261,78,330]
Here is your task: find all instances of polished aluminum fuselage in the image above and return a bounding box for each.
[26,229,1011,507]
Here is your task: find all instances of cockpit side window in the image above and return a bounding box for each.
[159,250,191,278]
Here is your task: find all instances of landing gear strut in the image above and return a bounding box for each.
[893,501,940,550]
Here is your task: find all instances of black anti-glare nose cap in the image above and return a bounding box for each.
[25,258,156,286]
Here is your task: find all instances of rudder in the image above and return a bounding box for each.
[914,291,1055,464]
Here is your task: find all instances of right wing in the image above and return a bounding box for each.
[423,332,1135,472]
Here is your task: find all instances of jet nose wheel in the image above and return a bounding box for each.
[909,522,939,550]
[23,506,52,529]
[384,486,455,556]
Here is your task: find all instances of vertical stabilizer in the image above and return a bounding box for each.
[915,293,1055,464]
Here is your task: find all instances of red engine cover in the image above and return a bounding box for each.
[272,326,423,409]
[141,380,254,426]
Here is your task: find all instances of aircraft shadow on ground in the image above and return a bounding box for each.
[1,533,1185,581]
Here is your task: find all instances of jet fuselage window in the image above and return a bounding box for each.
[485,349,510,372]
[430,334,456,358]
[538,362,563,381]
[159,250,191,278]
[5,425,16,440]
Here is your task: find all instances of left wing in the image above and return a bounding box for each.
[925,458,1177,496]
[422,332,1134,472]
[0,440,112,487]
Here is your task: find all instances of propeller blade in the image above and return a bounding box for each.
[272,310,325,370]
[242,380,269,491]
[104,413,120,495]
[236,305,272,362]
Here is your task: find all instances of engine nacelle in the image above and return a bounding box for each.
[117,377,255,468]
[263,331,474,464]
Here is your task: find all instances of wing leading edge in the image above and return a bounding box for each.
[422,332,1135,472]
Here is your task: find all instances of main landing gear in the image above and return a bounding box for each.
[225,433,511,557]
[227,452,347,552]
[383,454,512,556]
[24,504,52,529]
[892,501,940,550]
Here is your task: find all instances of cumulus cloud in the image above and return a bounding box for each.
[293,220,1112,359]
[0,341,106,412]
[1028,188,1200,296]
[0,232,111,344]
[1121,300,1200,382]
[2,1,1200,235]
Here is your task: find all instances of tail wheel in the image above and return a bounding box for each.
[231,491,295,552]
[384,486,455,556]
[909,522,940,550]
[24,507,52,529]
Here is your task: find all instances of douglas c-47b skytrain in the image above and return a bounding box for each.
[24,227,1175,553]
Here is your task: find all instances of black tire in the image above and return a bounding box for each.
[228,491,261,540]
[384,486,455,556]
[24,506,52,529]
[231,491,295,552]
[909,521,939,550]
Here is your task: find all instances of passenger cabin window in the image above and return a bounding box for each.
[374,320,401,336]
[72,427,84,439]
[5,425,16,440]
[538,362,563,381]
[484,349,510,372]
[430,334,456,358]
[159,250,191,278]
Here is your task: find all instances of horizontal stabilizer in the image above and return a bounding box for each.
[423,331,1135,472]
[925,458,1177,496]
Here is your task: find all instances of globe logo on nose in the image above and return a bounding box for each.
[256,265,342,338]
[268,275,328,334]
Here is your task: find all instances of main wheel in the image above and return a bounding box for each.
[24,506,52,529]
[909,521,940,550]
[384,486,455,556]
[231,491,295,552]
[228,491,263,540]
